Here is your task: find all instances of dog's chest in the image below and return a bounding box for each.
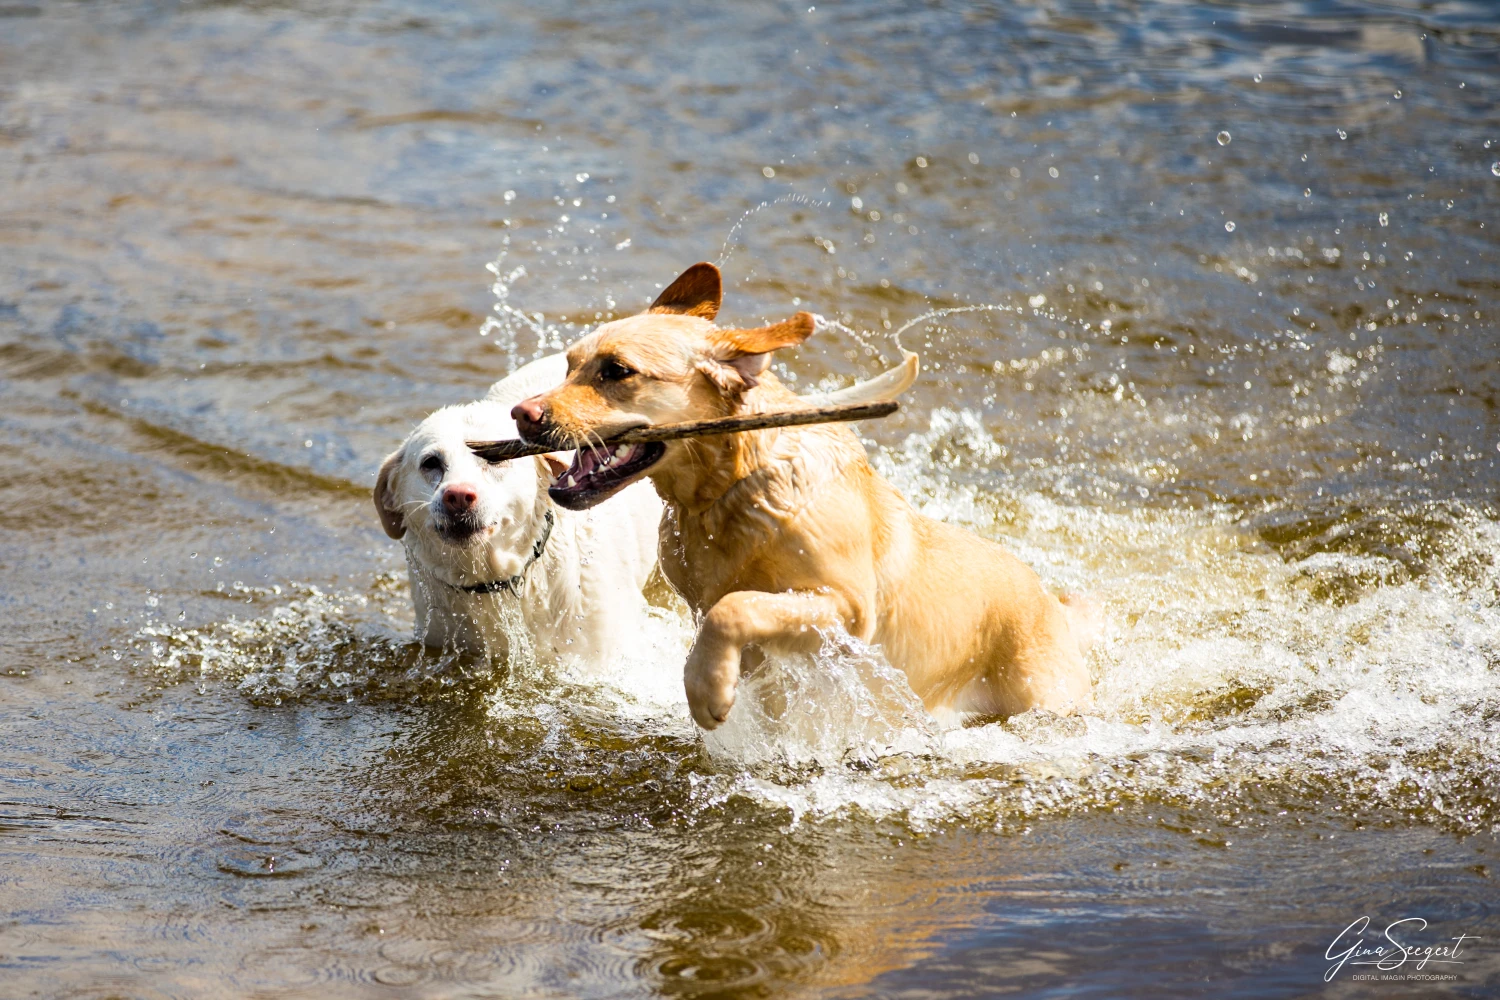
[657,501,776,612]
[656,454,849,612]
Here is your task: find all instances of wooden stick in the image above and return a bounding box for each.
[467,400,900,463]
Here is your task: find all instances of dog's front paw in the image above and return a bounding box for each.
[685,678,735,731]
[684,644,739,731]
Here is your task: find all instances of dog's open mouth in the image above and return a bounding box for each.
[549,441,665,510]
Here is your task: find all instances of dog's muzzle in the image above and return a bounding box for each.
[433,508,487,544]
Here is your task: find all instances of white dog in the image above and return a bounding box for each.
[374,353,662,671]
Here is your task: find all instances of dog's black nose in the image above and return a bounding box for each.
[511,396,548,440]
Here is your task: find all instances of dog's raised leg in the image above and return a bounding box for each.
[684,590,855,729]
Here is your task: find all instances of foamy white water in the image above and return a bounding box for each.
[132,404,1500,838]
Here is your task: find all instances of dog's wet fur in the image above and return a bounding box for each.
[376,354,660,668]
[512,263,1096,729]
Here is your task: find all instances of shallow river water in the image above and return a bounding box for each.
[3,1,1500,997]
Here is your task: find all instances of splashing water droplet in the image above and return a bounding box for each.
[503,190,516,203]
[761,166,775,178]
[1379,212,1389,227]
[1492,161,1500,178]
[1225,221,1236,233]
[1337,128,1348,140]
[1253,73,1262,83]
[1048,166,1059,178]
[1217,131,1231,146]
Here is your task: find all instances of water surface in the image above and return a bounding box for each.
[2,1,1499,996]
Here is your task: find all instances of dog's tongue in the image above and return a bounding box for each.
[570,448,600,480]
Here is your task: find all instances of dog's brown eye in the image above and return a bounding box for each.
[599,359,635,382]
[419,454,444,474]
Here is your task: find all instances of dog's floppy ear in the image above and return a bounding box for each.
[374,448,406,540]
[714,311,817,357]
[649,262,722,320]
[698,311,817,393]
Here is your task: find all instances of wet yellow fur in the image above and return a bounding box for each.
[521,266,1095,729]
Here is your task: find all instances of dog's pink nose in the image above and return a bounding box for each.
[442,483,479,514]
[511,396,547,437]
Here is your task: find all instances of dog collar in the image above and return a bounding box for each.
[457,509,555,595]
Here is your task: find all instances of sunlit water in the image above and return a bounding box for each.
[3,1,1499,996]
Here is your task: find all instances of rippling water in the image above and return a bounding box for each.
[3,1,1499,996]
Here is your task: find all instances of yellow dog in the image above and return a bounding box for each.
[512,263,1095,729]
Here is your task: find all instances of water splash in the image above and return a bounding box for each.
[715,193,832,266]
[703,633,937,773]
[807,303,1038,387]
[478,250,584,366]
[889,303,1028,354]
[123,312,1500,837]
[130,575,505,705]
[129,461,1500,836]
